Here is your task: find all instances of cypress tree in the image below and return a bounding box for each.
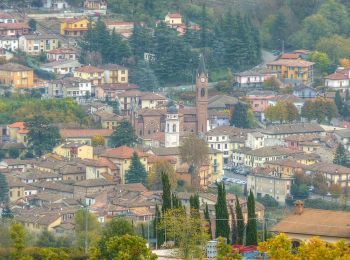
[204,203,212,239]
[154,204,164,247]
[334,144,348,166]
[125,152,147,184]
[0,173,9,204]
[246,190,257,246]
[230,205,237,244]
[162,172,172,213]
[215,183,230,242]
[235,195,244,245]
[190,193,200,218]
[172,193,182,209]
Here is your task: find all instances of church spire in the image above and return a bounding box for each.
[197,53,207,76]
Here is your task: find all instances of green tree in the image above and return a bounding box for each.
[74,209,101,250]
[230,102,254,128]
[301,98,338,123]
[0,149,5,160]
[0,173,9,204]
[160,208,209,260]
[147,159,177,190]
[265,101,299,123]
[10,223,26,258]
[179,134,209,189]
[154,204,164,247]
[217,236,242,260]
[36,230,64,248]
[110,120,137,147]
[310,51,331,75]
[263,77,280,92]
[125,152,148,184]
[161,172,172,212]
[25,115,61,156]
[9,148,19,159]
[269,11,288,50]
[203,203,212,239]
[91,135,105,147]
[215,183,230,242]
[130,61,159,92]
[28,19,37,32]
[246,190,257,246]
[334,144,348,166]
[230,205,237,245]
[235,195,244,245]
[91,234,157,260]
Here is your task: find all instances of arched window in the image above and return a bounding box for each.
[173,124,177,132]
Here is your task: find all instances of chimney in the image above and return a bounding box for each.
[294,200,304,215]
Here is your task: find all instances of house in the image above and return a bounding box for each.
[0,159,33,170]
[334,129,350,151]
[246,90,277,113]
[84,0,107,11]
[47,47,77,61]
[73,179,116,199]
[95,83,139,100]
[292,85,317,99]
[243,146,301,168]
[271,201,350,243]
[234,68,278,88]
[105,21,144,38]
[17,169,62,183]
[0,36,18,51]
[93,111,123,129]
[84,158,117,180]
[100,146,148,184]
[261,123,325,141]
[0,12,16,23]
[7,176,26,202]
[59,162,87,181]
[29,181,74,198]
[7,121,29,145]
[245,131,264,150]
[164,13,183,27]
[0,63,34,88]
[265,159,308,176]
[47,77,91,100]
[324,68,350,92]
[40,60,81,75]
[60,18,91,37]
[42,0,70,9]
[74,65,104,86]
[60,128,113,145]
[279,53,301,59]
[18,34,59,55]
[53,142,94,159]
[102,64,128,84]
[118,90,143,114]
[15,210,62,233]
[267,59,314,85]
[267,94,305,112]
[0,22,29,36]
[140,92,167,109]
[247,167,293,205]
[208,95,238,111]
[307,162,350,188]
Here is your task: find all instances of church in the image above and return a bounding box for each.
[132,54,209,147]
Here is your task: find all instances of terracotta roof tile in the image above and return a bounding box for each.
[60,128,113,138]
[280,53,300,59]
[8,121,25,129]
[75,65,104,73]
[102,146,147,159]
[268,59,314,67]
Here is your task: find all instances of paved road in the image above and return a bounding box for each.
[223,170,247,182]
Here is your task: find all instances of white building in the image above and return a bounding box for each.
[47,48,77,61]
[245,132,264,150]
[165,107,179,148]
[18,34,59,55]
[234,68,278,88]
[40,60,81,75]
[42,0,70,9]
[325,68,350,92]
[48,77,92,101]
[0,36,18,52]
[206,240,218,259]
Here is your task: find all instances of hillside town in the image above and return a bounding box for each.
[1,0,350,259]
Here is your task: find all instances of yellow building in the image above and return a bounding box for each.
[19,34,59,55]
[0,63,34,88]
[8,177,25,202]
[208,148,224,184]
[267,59,314,85]
[7,121,30,146]
[164,12,182,27]
[53,142,94,159]
[102,64,128,84]
[74,65,105,86]
[100,146,148,184]
[60,17,91,37]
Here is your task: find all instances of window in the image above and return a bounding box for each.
[217,144,221,149]
[17,191,20,197]
[224,144,227,149]
[172,124,176,132]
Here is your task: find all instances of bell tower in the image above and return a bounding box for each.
[196,54,208,134]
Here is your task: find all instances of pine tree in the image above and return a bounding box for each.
[154,204,164,247]
[125,152,147,184]
[215,183,230,242]
[230,102,252,128]
[335,90,344,115]
[200,4,208,48]
[162,172,172,213]
[235,195,244,245]
[0,173,9,204]
[334,144,348,166]
[230,205,237,244]
[204,203,212,239]
[110,120,137,147]
[246,190,257,246]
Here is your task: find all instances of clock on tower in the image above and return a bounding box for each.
[196,54,208,134]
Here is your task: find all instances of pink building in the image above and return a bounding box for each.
[95,83,139,100]
[245,90,276,112]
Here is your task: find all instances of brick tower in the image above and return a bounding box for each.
[196,54,208,134]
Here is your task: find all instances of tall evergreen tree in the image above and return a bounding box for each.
[230,102,252,128]
[246,190,257,246]
[0,173,9,204]
[172,193,182,209]
[154,204,164,247]
[161,172,172,213]
[204,203,212,239]
[334,143,348,166]
[125,152,147,184]
[335,90,344,114]
[230,205,237,244]
[199,4,208,48]
[190,193,200,218]
[110,120,137,147]
[215,183,230,242]
[235,195,244,245]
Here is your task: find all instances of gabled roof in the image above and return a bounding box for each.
[269,94,304,103]
[167,12,182,18]
[74,178,115,187]
[280,53,300,59]
[8,121,25,129]
[325,72,349,80]
[0,22,28,30]
[262,123,324,135]
[102,146,146,159]
[60,128,113,138]
[268,59,314,67]
[75,65,104,73]
[99,83,139,91]
[0,63,32,72]
[208,95,238,109]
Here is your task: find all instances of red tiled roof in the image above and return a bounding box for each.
[100,83,139,91]
[102,145,147,159]
[280,53,300,59]
[75,65,104,73]
[60,128,113,138]
[268,59,314,67]
[17,129,29,134]
[8,122,25,129]
[167,13,182,18]
[47,48,76,54]
[325,72,348,80]
[0,22,28,30]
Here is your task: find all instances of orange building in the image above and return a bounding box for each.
[0,63,34,88]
